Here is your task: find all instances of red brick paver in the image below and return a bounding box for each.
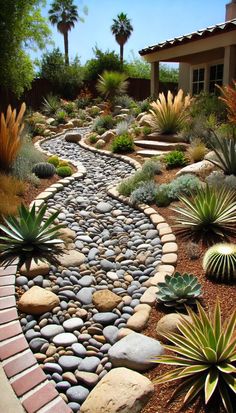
[22,383,58,413]
[0,308,18,325]
[0,335,28,360]
[0,285,15,297]
[11,366,46,396]
[0,321,22,341]
[3,351,37,378]
[0,296,16,310]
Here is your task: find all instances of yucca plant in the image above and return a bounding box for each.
[0,203,64,267]
[218,81,236,125]
[96,71,128,104]
[203,243,236,283]
[153,301,236,413]
[156,272,201,308]
[206,130,236,175]
[0,103,26,171]
[145,89,191,134]
[172,185,236,243]
[42,94,60,116]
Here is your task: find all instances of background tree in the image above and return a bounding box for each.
[84,46,122,82]
[0,0,51,97]
[111,12,133,66]
[49,0,87,65]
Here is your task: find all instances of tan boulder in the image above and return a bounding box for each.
[156,313,192,342]
[96,139,106,149]
[59,228,76,243]
[92,290,122,312]
[18,286,60,315]
[65,131,82,142]
[176,160,214,178]
[126,310,150,332]
[80,367,154,413]
[19,260,50,278]
[58,250,85,267]
[100,130,116,142]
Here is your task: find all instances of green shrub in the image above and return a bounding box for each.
[42,94,60,115]
[155,187,171,207]
[131,181,159,204]
[12,136,45,180]
[139,99,151,113]
[114,94,135,109]
[48,155,60,167]
[142,126,151,136]
[203,243,236,282]
[89,134,98,144]
[153,301,236,413]
[32,162,55,178]
[141,159,162,176]
[159,174,201,201]
[190,91,227,122]
[56,110,67,124]
[88,106,100,117]
[118,170,151,196]
[56,166,72,177]
[163,150,188,169]
[172,185,236,243]
[92,115,114,133]
[84,47,122,83]
[97,71,128,103]
[206,171,236,190]
[112,133,134,153]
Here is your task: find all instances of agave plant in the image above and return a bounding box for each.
[206,130,236,175]
[96,71,128,103]
[153,301,236,413]
[0,203,64,267]
[203,243,236,283]
[0,103,26,171]
[145,89,191,134]
[172,185,236,243]
[42,94,60,116]
[156,272,201,309]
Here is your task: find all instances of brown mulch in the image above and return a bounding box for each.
[22,175,59,206]
[86,139,236,413]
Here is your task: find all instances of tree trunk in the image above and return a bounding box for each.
[64,31,69,65]
[120,43,124,66]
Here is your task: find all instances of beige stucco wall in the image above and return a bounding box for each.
[178,63,191,93]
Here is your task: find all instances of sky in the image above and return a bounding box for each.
[39,0,229,65]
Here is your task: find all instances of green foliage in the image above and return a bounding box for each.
[159,174,201,201]
[203,243,236,283]
[142,159,162,176]
[56,109,67,124]
[27,173,41,187]
[0,0,51,96]
[84,47,123,82]
[89,134,98,144]
[155,187,171,207]
[47,155,60,167]
[32,162,55,178]
[61,101,75,115]
[125,54,179,82]
[12,135,45,180]
[56,165,72,177]
[111,12,133,64]
[187,138,207,163]
[153,301,236,413]
[112,133,134,153]
[97,71,128,102]
[118,169,151,196]
[92,115,115,134]
[42,94,60,115]
[58,160,69,167]
[172,185,236,243]
[156,272,201,308]
[163,150,188,169]
[206,131,236,175]
[142,126,152,136]
[0,203,63,267]
[206,171,236,191]
[114,94,135,109]
[190,91,227,123]
[115,120,130,136]
[139,99,151,113]
[130,181,158,204]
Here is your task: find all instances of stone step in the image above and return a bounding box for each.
[136,149,170,157]
[145,132,186,143]
[135,140,188,151]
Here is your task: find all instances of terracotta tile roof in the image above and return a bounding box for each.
[139,18,236,56]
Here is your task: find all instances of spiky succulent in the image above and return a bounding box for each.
[203,243,236,283]
[153,301,236,413]
[156,272,201,308]
[0,203,64,267]
[32,162,55,178]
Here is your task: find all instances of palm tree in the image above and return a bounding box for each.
[111,13,133,66]
[49,0,87,65]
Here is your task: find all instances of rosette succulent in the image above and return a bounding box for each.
[156,272,202,308]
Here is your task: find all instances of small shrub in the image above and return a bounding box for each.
[96,71,128,103]
[88,106,100,117]
[203,243,236,282]
[118,169,151,196]
[0,174,25,196]
[112,133,134,153]
[76,88,93,109]
[42,94,60,115]
[92,115,114,133]
[132,125,142,137]
[48,155,60,167]
[89,134,98,144]
[141,159,162,176]
[12,136,45,180]
[160,174,201,201]
[56,166,72,177]
[163,150,188,169]
[27,173,41,187]
[187,138,207,162]
[155,187,171,207]
[206,171,236,190]
[142,126,151,136]
[115,120,129,136]
[25,112,45,136]
[32,162,55,178]
[56,110,67,124]
[190,91,227,122]
[131,181,159,204]
[114,94,135,109]
[61,101,75,115]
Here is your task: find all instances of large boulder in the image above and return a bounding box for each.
[92,290,122,312]
[138,114,151,127]
[18,286,60,315]
[100,130,116,143]
[176,160,214,178]
[58,250,86,267]
[156,313,192,342]
[80,367,154,413]
[95,139,106,149]
[108,332,164,371]
[19,260,50,278]
[65,131,82,143]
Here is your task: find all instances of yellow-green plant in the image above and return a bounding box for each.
[0,103,26,171]
[187,138,207,163]
[153,301,236,413]
[96,71,128,103]
[146,89,191,134]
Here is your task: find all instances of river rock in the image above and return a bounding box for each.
[156,313,192,342]
[92,290,122,312]
[19,260,50,278]
[58,250,86,267]
[18,286,60,315]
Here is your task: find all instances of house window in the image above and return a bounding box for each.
[192,68,205,94]
[209,64,224,93]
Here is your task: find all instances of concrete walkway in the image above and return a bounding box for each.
[0,362,25,413]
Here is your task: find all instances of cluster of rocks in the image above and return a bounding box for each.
[17,131,167,412]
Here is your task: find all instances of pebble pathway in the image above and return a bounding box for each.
[18,129,163,412]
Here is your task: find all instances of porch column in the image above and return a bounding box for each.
[151,61,159,98]
[223,45,236,85]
